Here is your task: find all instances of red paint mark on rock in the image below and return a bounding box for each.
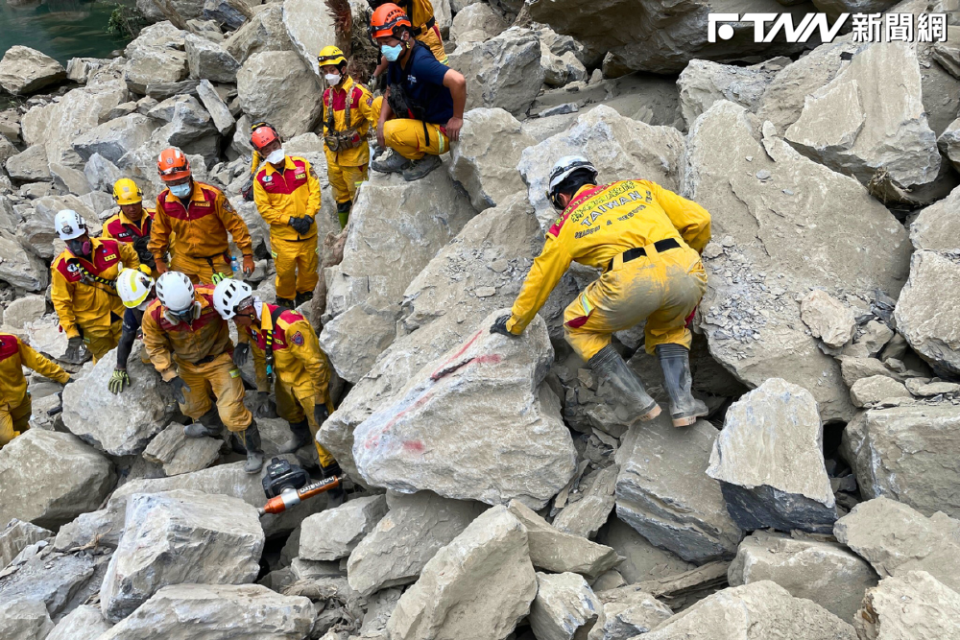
[403,440,425,453]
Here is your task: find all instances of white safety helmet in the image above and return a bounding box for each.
[155,271,195,312]
[546,156,598,210]
[55,209,87,240]
[213,278,254,319]
[116,267,156,310]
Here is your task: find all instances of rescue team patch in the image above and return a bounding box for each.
[291,331,304,346]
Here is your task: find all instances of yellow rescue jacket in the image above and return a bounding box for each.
[322,77,376,167]
[253,156,322,242]
[141,284,234,382]
[0,333,70,408]
[507,179,712,334]
[238,303,331,405]
[51,238,141,339]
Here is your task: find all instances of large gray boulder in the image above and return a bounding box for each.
[678,58,780,129]
[0,46,66,95]
[196,79,235,134]
[507,500,621,579]
[299,494,387,561]
[352,309,576,509]
[833,497,960,592]
[894,251,960,376]
[185,33,241,83]
[529,572,601,640]
[62,345,175,456]
[683,101,911,423]
[319,170,477,383]
[595,517,695,584]
[706,378,838,533]
[96,584,314,639]
[0,431,115,529]
[518,104,684,230]
[236,51,321,138]
[642,580,856,640]
[588,587,673,640]
[450,2,507,44]
[319,194,572,478]
[449,108,535,211]
[910,184,960,252]
[281,0,336,77]
[71,114,159,165]
[784,42,941,200]
[0,232,48,291]
[616,417,742,563]
[841,403,960,518]
[5,145,51,183]
[0,545,105,620]
[447,27,544,117]
[100,489,264,622]
[0,520,51,569]
[728,530,878,622]
[141,422,222,476]
[46,605,112,640]
[386,505,538,640]
[0,598,54,640]
[39,82,129,168]
[347,491,486,597]
[123,23,190,95]
[854,571,960,640]
[552,465,618,539]
[225,4,293,63]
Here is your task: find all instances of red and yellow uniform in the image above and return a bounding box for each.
[51,238,141,362]
[141,284,251,432]
[321,77,376,206]
[506,180,711,360]
[149,182,253,285]
[102,206,163,279]
[238,304,336,466]
[253,156,321,301]
[0,333,71,448]
[406,0,447,64]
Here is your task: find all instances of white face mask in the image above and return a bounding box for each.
[266,148,285,165]
[325,73,341,85]
[169,182,191,199]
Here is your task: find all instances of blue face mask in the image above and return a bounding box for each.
[381,43,403,62]
[169,182,192,199]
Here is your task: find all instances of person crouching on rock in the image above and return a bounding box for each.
[141,271,264,474]
[1,332,71,449]
[491,156,713,428]
[107,266,158,395]
[318,46,377,229]
[368,3,466,181]
[212,278,345,504]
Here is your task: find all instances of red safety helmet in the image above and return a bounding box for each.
[157,148,191,182]
[369,3,412,41]
[251,122,280,150]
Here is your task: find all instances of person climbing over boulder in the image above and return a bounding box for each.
[0,332,71,449]
[492,156,713,428]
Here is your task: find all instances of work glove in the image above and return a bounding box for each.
[303,215,315,227]
[289,217,311,235]
[490,314,518,338]
[314,404,330,427]
[108,369,131,394]
[255,391,274,418]
[233,342,250,367]
[63,336,87,364]
[168,376,191,404]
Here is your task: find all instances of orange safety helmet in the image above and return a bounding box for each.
[250,123,280,150]
[157,148,191,182]
[369,3,412,41]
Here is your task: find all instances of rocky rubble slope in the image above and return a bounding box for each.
[3,0,960,637]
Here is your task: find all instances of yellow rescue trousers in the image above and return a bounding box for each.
[171,252,233,285]
[0,394,31,449]
[272,235,319,301]
[327,162,368,205]
[177,352,252,432]
[84,319,123,363]
[563,244,707,361]
[371,96,450,161]
[275,379,337,468]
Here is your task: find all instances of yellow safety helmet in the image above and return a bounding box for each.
[116,267,155,309]
[113,178,143,206]
[318,45,347,68]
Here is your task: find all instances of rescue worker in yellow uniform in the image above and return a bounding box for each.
[102,178,161,278]
[250,123,322,308]
[142,272,263,473]
[149,147,255,284]
[318,46,377,228]
[1,333,72,449]
[492,157,713,428]
[213,279,344,502]
[369,0,448,68]
[51,209,141,364]
[369,4,467,181]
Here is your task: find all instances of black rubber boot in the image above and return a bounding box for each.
[294,291,314,307]
[278,419,312,454]
[184,408,221,438]
[371,149,411,174]
[321,461,345,507]
[656,343,709,427]
[402,154,442,182]
[240,421,265,474]
[275,297,295,309]
[588,346,661,425]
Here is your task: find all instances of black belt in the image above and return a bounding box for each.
[607,238,680,271]
[424,16,436,28]
[193,354,218,365]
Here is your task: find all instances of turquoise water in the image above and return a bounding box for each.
[0,0,130,66]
